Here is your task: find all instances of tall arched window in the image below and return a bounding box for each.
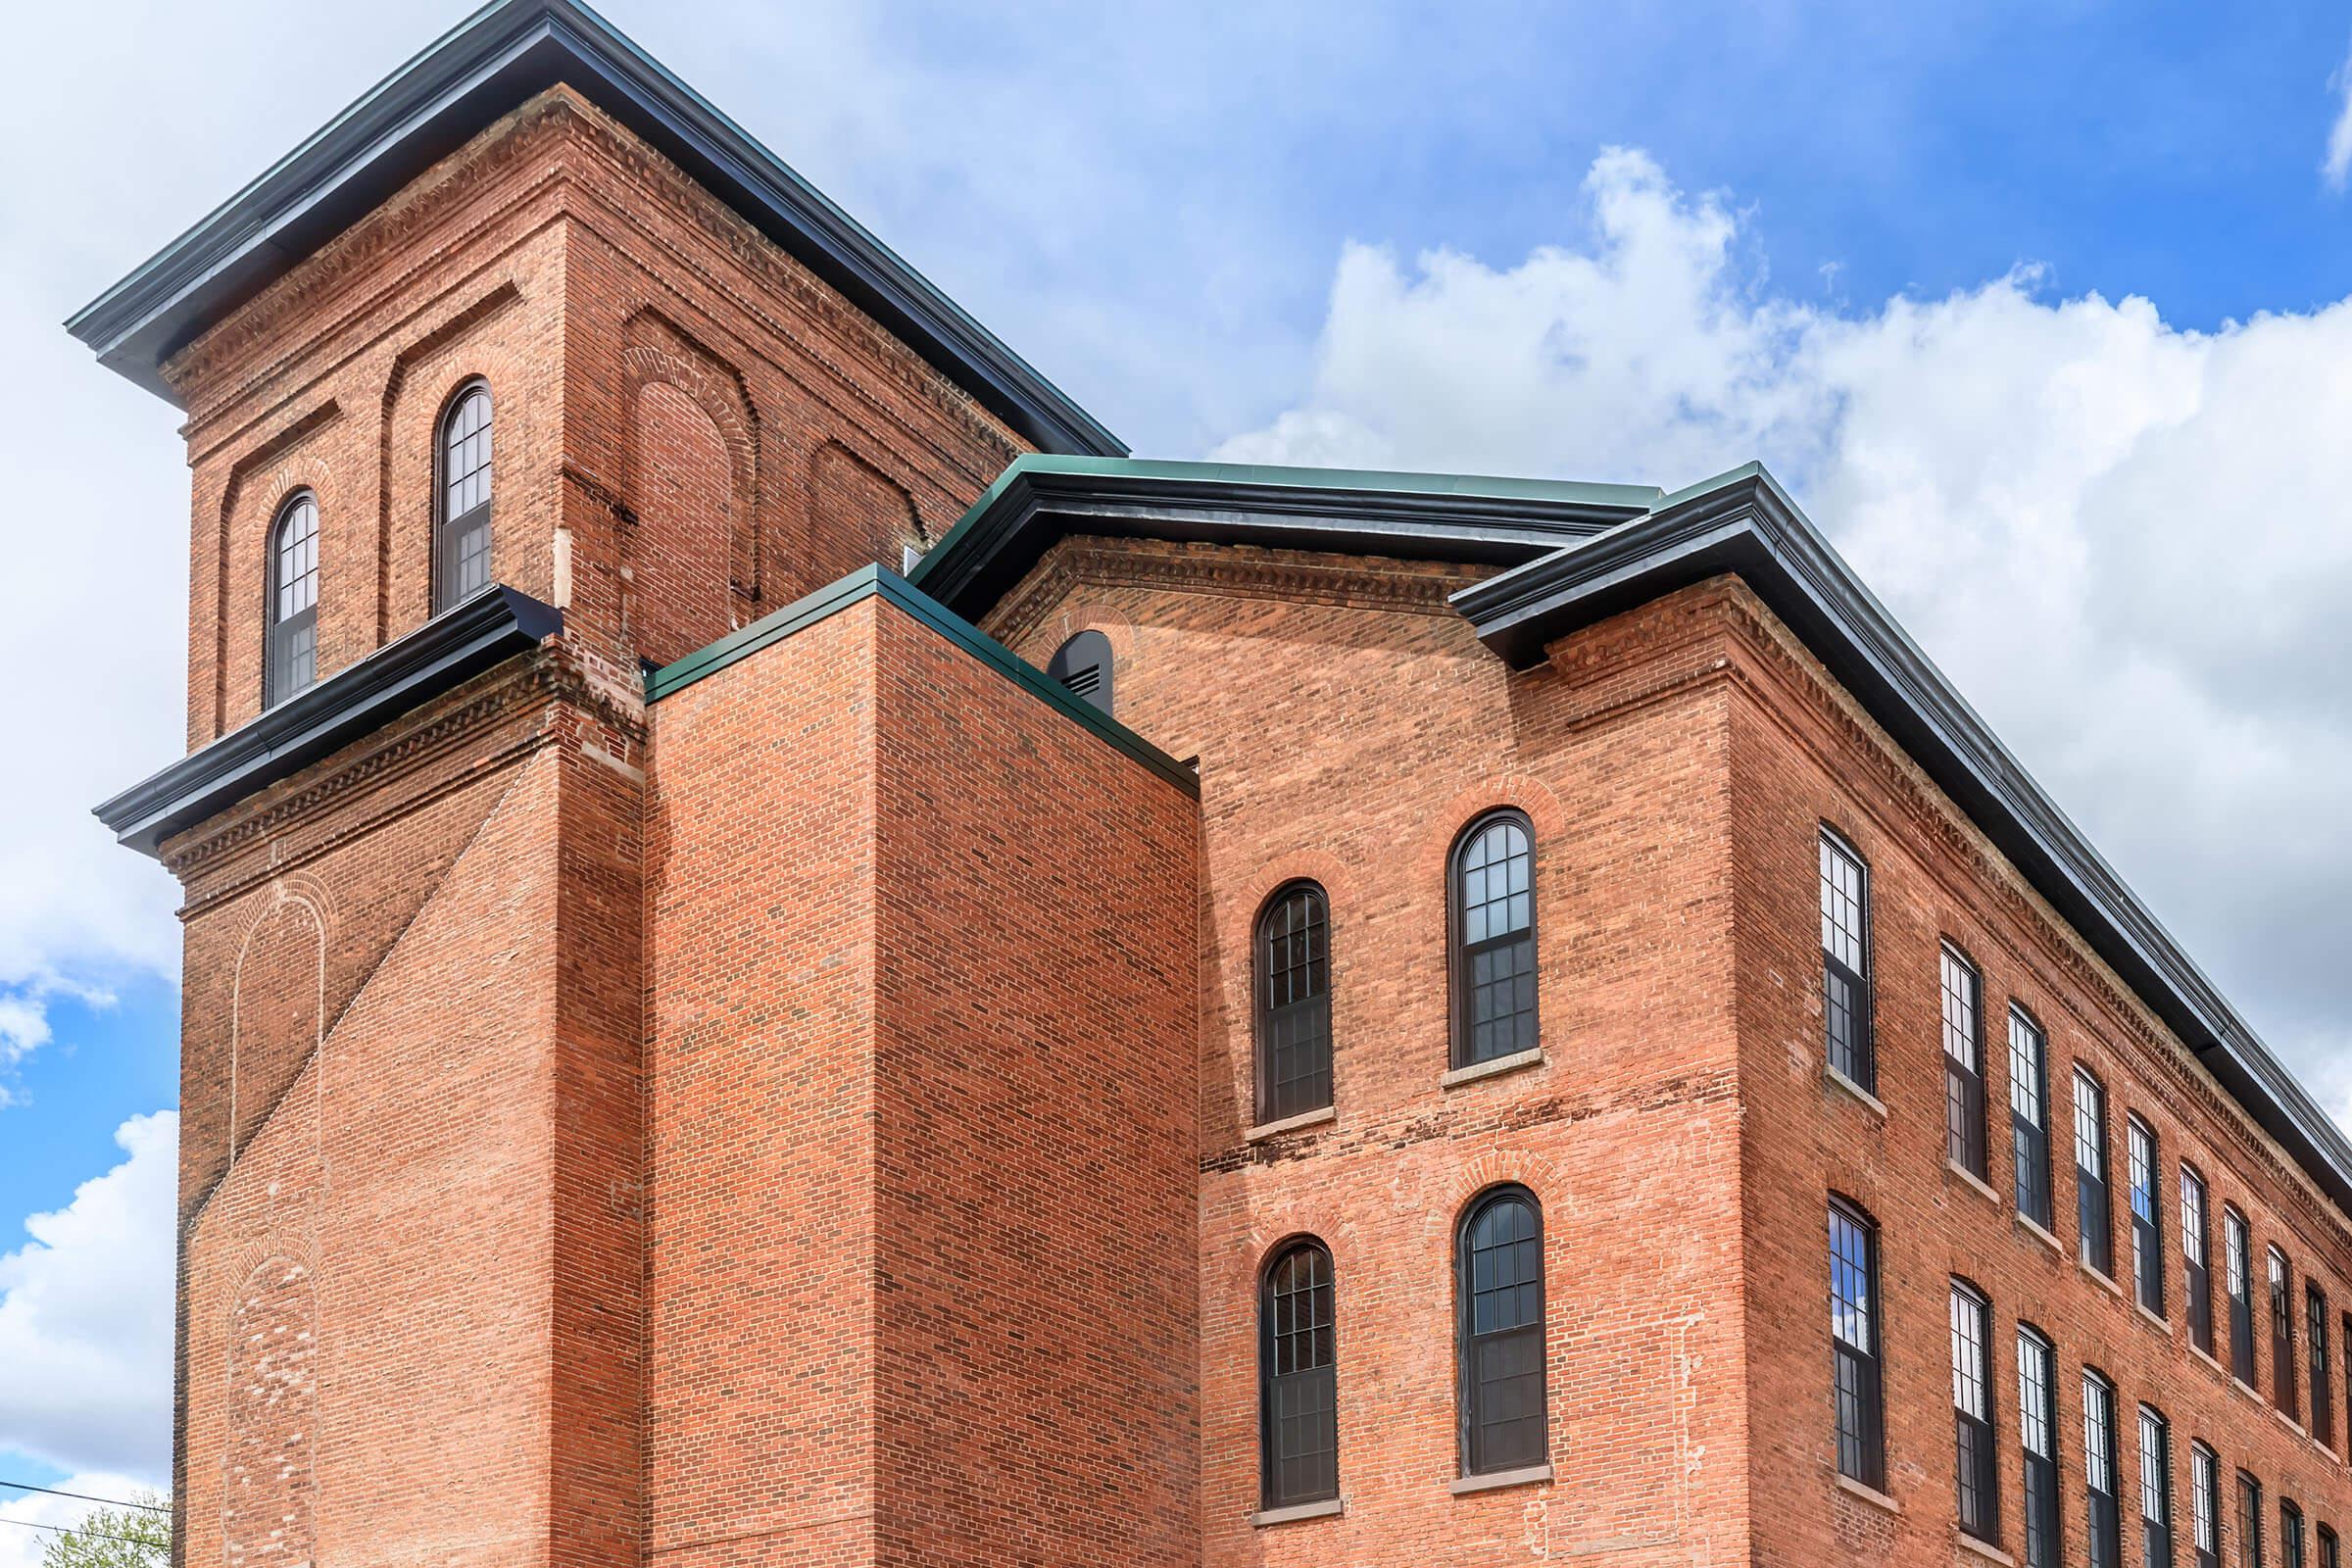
[1255,882,1332,1125]
[1457,1185,1546,1477]
[434,380,493,612]
[1450,810,1538,1067]
[1046,629,1113,716]
[1258,1239,1338,1511]
[266,492,319,708]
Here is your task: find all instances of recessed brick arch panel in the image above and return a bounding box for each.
[808,437,923,578]
[221,1250,318,1568]
[228,885,326,1169]
[620,308,762,632]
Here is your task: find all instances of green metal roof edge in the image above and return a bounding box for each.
[645,563,1200,797]
[906,453,1665,591]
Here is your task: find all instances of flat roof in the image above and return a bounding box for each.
[63,0,1123,458]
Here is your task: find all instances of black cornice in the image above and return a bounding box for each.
[909,454,1661,622]
[94,587,561,859]
[63,0,1121,458]
[1455,465,2352,1217]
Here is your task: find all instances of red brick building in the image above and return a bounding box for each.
[76,4,2352,1565]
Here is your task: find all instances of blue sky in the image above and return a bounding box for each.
[2,0,2351,1546]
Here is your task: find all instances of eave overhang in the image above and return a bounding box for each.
[94,586,562,858]
[908,453,1662,622]
[62,0,1122,459]
[1454,463,2352,1217]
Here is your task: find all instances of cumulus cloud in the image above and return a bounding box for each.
[0,1112,176,1480]
[0,1475,165,1568]
[1220,149,2352,1121]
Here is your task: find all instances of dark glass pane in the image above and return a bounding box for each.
[2229,1212,2257,1385]
[2131,1119,2165,1315]
[1942,948,1987,1176]
[1454,815,1538,1065]
[1260,1243,1338,1507]
[1830,1202,1883,1489]
[2077,1072,2113,1276]
[1820,831,1873,1088]
[1460,1191,1545,1475]
[2011,1009,2053,1226]
[2273,1250,2299,1416]
[267,493,320,708]
[1257,886,1333,1123]
[436,384,494,612]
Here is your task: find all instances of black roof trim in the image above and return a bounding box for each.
[93,586,561,858]
[908,454,1661,621]
[647,564,1199,798]
[1454,463,2352,1216]
[63,0,1121,458]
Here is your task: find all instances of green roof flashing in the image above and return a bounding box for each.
[644,564,1199,798]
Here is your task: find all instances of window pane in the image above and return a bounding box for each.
[1461,1191,1546,1475]
[1821,833,1873,1087]
[1257,885,1333,1122]
[1260,1242,1338,1507]
[1456,815,1538,1065]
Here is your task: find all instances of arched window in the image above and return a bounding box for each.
[1254,882,1332,1125]
[1046,629,1112,715]
[1258,1239,1338,1510]
[1457,1185,1545,1476]
[1449,810,1537,1067]
[266,492,319,708]
[434,380,493,612]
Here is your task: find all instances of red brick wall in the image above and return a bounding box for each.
[643,590,1199,1566]
[988,539,1756,1566]
[1717,575,2352,1564]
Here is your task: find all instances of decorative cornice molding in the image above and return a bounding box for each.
[97,586,562,859]
[66,0,1119,456]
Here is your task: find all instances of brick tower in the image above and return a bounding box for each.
[81,4,2352,1567]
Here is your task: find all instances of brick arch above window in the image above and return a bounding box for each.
[1413,774,1570,893]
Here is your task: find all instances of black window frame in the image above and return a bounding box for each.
[2228,1207,2257,1387]
[2086,1366,2124,1568]
[1449,810,1539,1069]
[2077,1066,2115,1279]
[1952,1278,1999,1542]
[2241,1472,2266,1568]
[2020,1323,2062,1568]
[1456,1185,1547,1477]
[2129,1114,2166,1318]
[433,379,494,614]
[1045,628,1114,716]
[2011,1004,2055,1230]
[265,489,320,710]
[2270,1247,2298,1420]
[1259,1237,1340,1510]
[2140,1403,2174,1568]
[2190,1440,2221,1568]
[1253,881,1334,1126]
[1819,828,1875,1092]
[2182,1163,2215,1358]
[1942,944,1989,1179]
[1830,1196,1886,1492]
[2284,1501,2307,1568]
[2309,1284,2334,1454]
[2319,1523,2338,1568]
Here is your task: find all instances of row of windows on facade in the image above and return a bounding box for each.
[262,381,495,709]
[1821,829,2348,1449]
[1833,1196,2337,1568]
[1253,1184,1545,1513]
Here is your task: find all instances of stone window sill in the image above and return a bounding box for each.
[2230,1375,2266,1407]
[1246,1104,1336,1142]
[1834,1472,1899,1514]
[2187,1343,2226,1379]
[1825,1064,1887,1119]
[1450,1462,1552,1496]
[2080,1260,2123,1298]
[1441,1046,1544,1091]
[1252,1496,1344,1527]
[1947,1160,2000,1207]
[2015,1213,2064,1255]
[1960,1531,2018,1566]
[2134,1301,2172,1338]
[2275,1407,2307,1438]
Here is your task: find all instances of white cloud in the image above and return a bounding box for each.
[0,1473,165,1568]
[1221,150,2352,1113]
[2327,36,2352,191]
[0,1113,176,1481]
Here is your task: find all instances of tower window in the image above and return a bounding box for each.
[1819,829,1874,1091]
[1255,882,1333,1124]
[1045,629,1113,715]
[1829,1197,1884,1491]
[266,491,319,708]
[1450,810,1538,1067]
[1259,1239,1338,1510]
[435,380,493,612]
[1457,1186,1546,1476]
[2011,1006,2053,1229]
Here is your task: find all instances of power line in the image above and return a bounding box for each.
[0,1514,169,1549]
[0,1480,169,1515]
